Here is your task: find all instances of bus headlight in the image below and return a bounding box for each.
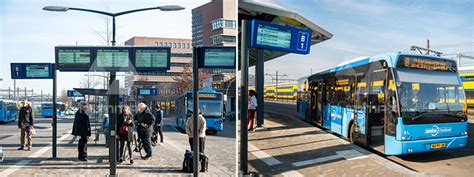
[215,119,223,125]
[408,148,413,153]
[401,136,412,140]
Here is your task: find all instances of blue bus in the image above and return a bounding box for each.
[41,102,66,118]
[0,100,17,122]
[297,52,468,155]
[175,90,224,134]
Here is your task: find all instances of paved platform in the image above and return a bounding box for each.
[0,116,236,177]
[242,105,421,176]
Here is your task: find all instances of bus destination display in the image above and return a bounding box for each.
[398,56,456,72]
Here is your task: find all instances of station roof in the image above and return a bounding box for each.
[238,0,333,66]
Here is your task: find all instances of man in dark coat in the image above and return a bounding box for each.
[18,100,34,151]
[72,102,91,161]
[135,103,155,160]
[153,105,164,145]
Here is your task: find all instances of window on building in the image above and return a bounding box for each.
[211,19,236,30]
[211,35,236,45]
[187,43,190,48]
[160,42,163,46]
[173,43,176,48]
[178,43,181,48]
[164,42,168,46]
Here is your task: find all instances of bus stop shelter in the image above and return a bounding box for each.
[238,0,333,174]
[238,0,333,128]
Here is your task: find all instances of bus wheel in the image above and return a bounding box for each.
[349,123,355,143]
[206,130,217,135]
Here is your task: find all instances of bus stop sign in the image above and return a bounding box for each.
[137,88,158,96]
[67,90,83,97]
[10,63,54,79]
[250,19,312,54]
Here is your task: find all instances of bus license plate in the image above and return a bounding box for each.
[430,143,446,149]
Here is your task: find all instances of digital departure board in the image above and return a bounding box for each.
[199,47,236,69]
[397,55,456,72]
[26,64,50,78]
[256,24,292,49]
[55,46,171,72]
[138,88,157,96]
[133,47,171,71]
[96,48,130,68]
[55,47,92,71]
[11,63,53,79]
[250,20,312,54]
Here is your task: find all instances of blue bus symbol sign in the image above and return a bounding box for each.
[10,63,54,79]
[13,64,22,78]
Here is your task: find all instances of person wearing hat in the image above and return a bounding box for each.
[17,100,34,151]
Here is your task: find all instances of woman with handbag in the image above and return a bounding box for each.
[117,106,134,164]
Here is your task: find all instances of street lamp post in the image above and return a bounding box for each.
[43,5,184,177]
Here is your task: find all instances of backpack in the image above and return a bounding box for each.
[182,151,209,173]
[182,150,194,172]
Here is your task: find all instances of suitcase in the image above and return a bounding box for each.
[182,150,209,172]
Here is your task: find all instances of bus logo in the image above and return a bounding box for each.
[425,125,452,136]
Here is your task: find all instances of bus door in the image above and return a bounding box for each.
[316,81,324,125]
[309,80,324,125]
[368,67,387,148]
[351,74,368,145]
[384,68,398,152]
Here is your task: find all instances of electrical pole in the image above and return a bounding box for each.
[426,39,430,55]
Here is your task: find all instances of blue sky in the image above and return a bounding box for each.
[256,0,474,82]
[0,0,209,95]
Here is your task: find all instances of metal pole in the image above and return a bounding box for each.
[108,72,118,177]
[108,16,117,177]
[192,46,200,176]
[13,80,16,102]
[240,19,249,175]
[256,49,264,127]
[52,65,57,158]
[8,87,10,100]
[41,90,43,105]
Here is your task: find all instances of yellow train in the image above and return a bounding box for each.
[460,73,474,107]
[250,84,298,100]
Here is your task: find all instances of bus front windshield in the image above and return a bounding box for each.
[188,100,223,118]
[396,70,467,123]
